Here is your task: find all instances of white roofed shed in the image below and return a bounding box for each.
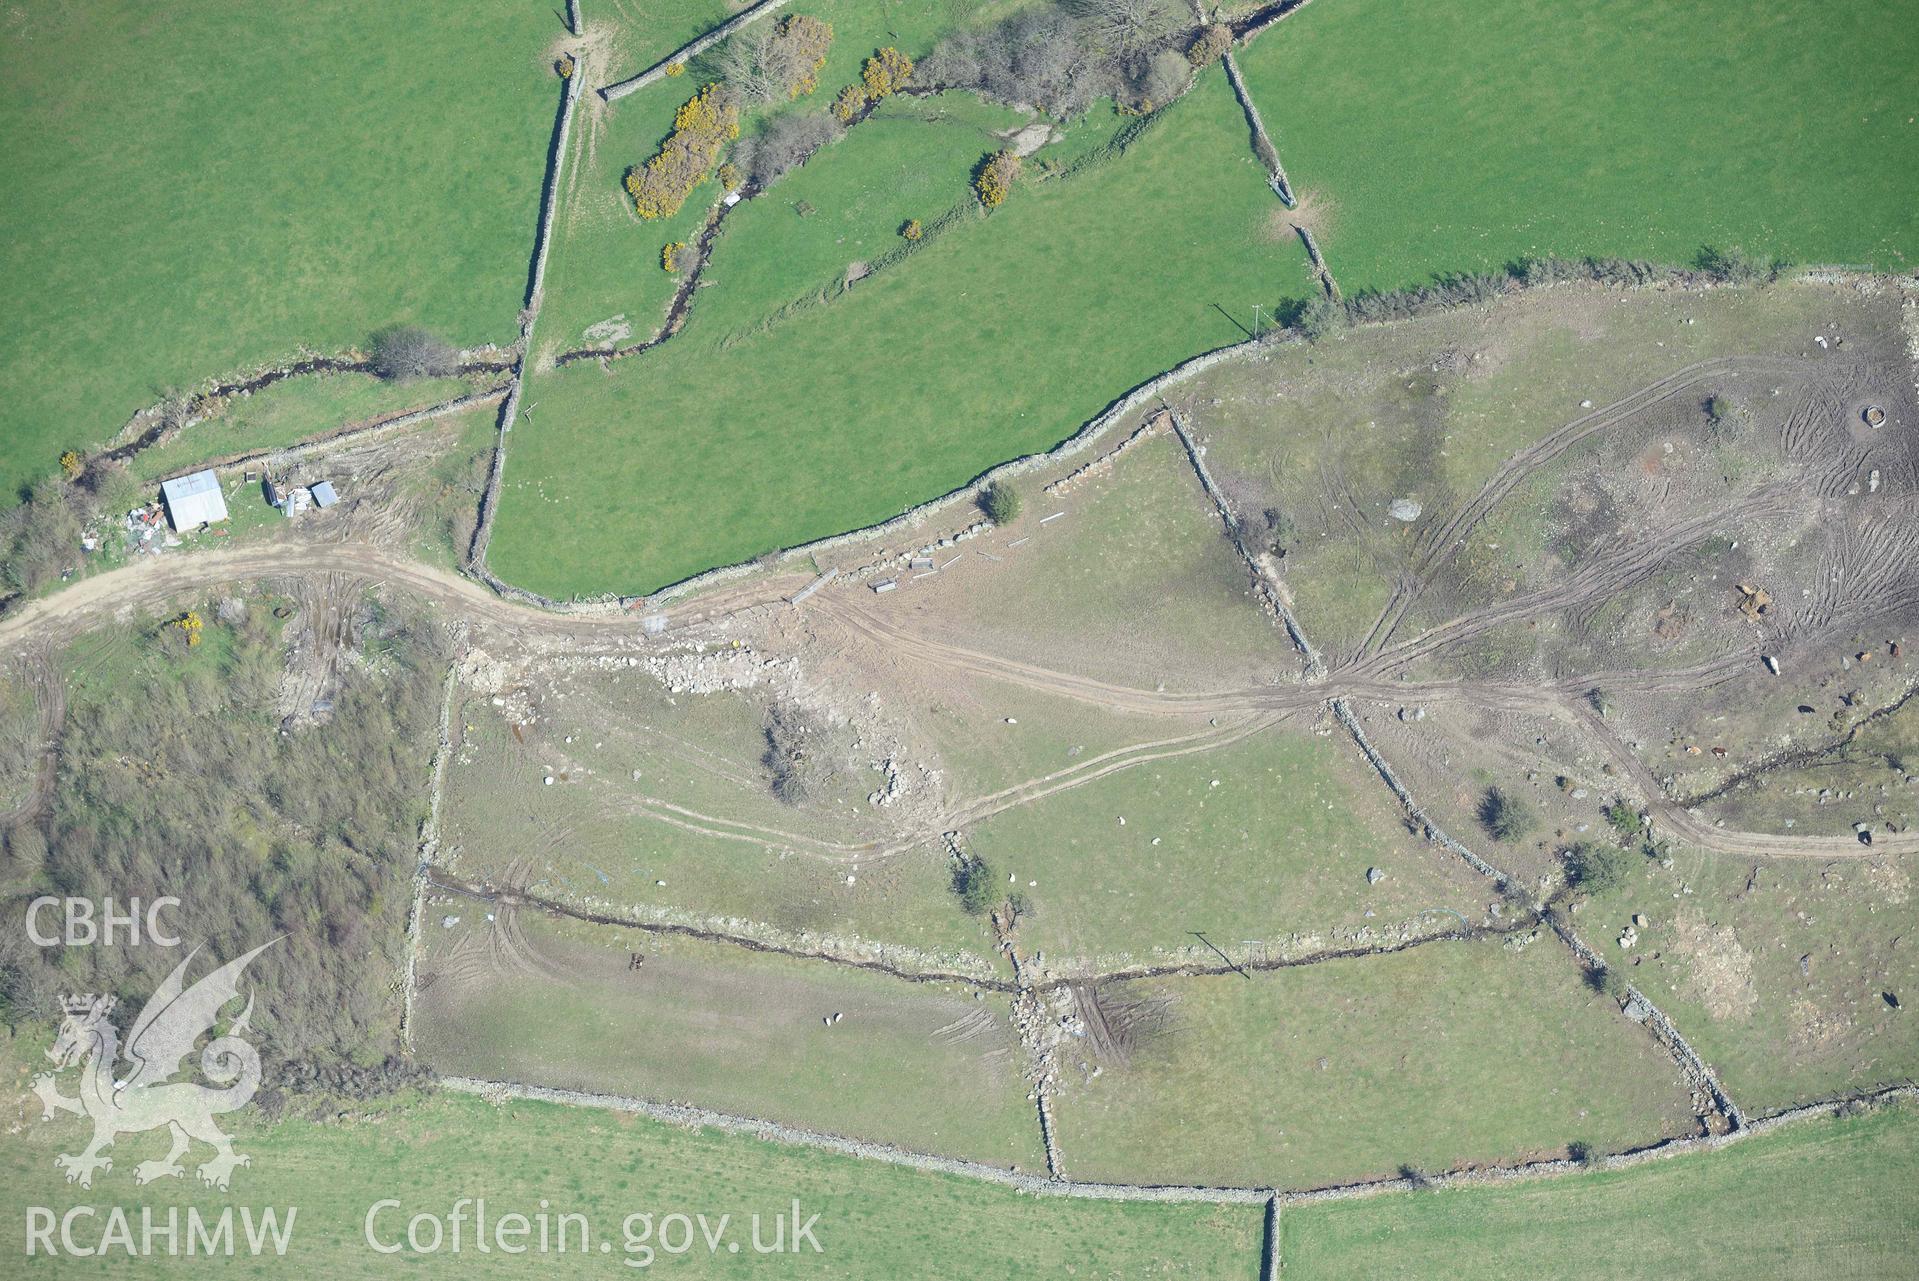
[160,470,229,531]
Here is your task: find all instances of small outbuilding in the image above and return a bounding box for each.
[310,481,338,509]
[160,470,229,531]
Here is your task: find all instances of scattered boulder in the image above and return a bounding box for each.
[1388,498,1422,522]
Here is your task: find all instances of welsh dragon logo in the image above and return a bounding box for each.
[32,939,278,1191]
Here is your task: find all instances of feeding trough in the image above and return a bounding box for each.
[1863,404,1886,428]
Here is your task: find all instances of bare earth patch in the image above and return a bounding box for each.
[1673,908,1759,1020]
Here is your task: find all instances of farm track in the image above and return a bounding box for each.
[1353,483,1795,679]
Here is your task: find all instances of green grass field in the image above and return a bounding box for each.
[0,0,558,499]
[130,374,485,482]
[413,913,1043,1167]
[536,0,1027,363]
[1052,935,1697,1188]
[1236,0,1919,295]
[691,93,1034,340]
[600,0,741,74]
[0,1036,1261,1277]
[1280,1102,1919,1281]
[493,67,1305,595]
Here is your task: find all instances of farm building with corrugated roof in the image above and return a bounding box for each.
[160,470,228,531]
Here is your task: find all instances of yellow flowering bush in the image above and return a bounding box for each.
[973,150,1020,209]
[171,611,205,648]
[661,241,686,272]
[625,82,740,219]
[900,218,922,241]
[861,46,912,99]
[665,61,685,77]
[59,450,83,479]
[777,15,833,98]
[831,83,866,122]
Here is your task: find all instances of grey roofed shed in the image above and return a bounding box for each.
[310,481,338,508]
[159,469,229,531]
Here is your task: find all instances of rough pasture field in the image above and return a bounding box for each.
[435,427,1431,977]
[0,0,557,498]
[437,671,995,964]
[491,67,1304,596]
[1700,694,1919,841]
[1573,851,1919,1115]
[1050,936,1699,1188]
[1188,282,1895,665]
[963,725,1494,967]
[0,1038,1261,1277]
[1180,277,1919,874]
[411,911,1046,1167]
[1280,1101,1919,1281]
[1236,0,1919,295]
[886,432,1291,693]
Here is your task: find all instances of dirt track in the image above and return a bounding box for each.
[0,541,795,652]
[7,534,1910,861]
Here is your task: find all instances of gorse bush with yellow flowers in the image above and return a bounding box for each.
[831,83,866,123]
[861,46,912,99]
[626,82,740,219]
[973,150,1020,208]
[170,610,205,648]
[776,15,832,98]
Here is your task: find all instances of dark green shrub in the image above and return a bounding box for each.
[1565,841,1633,895]
[1477,785,1536,843]
[952,855,998,915]
[980,479,1021,524]
[1698,244,1780,284]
